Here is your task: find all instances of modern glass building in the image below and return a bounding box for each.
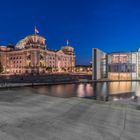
[92,48,107,80]
[108,52,137,80]
[92,48,140,80]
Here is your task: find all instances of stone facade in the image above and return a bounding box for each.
[0,34,75,74]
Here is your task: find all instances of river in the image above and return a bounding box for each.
[32,81,140,101]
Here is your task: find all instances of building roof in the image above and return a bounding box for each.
[15,34,46,50]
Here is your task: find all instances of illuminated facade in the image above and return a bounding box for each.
[108,52,137,80]
[92,48,140,80]
[75,65,92,74]
[0,34,75,74]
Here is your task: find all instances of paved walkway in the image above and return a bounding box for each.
[0,88,140,140]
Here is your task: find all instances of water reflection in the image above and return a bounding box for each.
[33,82,140,101]
[109,82,131,94]
[77,84,93,97]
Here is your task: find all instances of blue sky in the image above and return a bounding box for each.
[0,0,140,64]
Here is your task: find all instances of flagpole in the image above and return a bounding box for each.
[67,40,69,46]
[34,26,36,35]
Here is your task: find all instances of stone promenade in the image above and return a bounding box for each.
[0,87,140,140]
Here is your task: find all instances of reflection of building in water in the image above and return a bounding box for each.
[109,82,131,94]
[92,48,140,80]
[77,84,93,97]
[0,34,75,74]
[77,84,86,97]
[131,82,140,96]
[94,82,108,101]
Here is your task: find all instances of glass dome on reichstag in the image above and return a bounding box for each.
[16,34,46,49]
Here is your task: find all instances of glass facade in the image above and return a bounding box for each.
[92,48,140,80]
[108,53,136,73]
[108,52,137,80]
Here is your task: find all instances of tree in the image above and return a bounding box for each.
[61,67,66,72]
[46,66,52,73]
[0,61,4,73]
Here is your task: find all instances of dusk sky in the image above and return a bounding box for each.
[1,0,140,64]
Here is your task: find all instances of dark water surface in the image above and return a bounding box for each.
[33,82,140,101]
